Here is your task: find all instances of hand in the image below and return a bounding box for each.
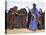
[32,14,36,19]
[16,13,18,14]
[11,13,15,14]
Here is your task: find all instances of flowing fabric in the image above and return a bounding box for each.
[28,8,40,31]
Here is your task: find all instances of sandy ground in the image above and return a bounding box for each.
[5,28,45,34]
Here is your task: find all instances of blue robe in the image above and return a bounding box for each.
[28,8,40,31]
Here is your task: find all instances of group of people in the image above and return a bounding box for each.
[5,3,45,31]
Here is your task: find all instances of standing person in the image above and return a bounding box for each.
[27,3,40,31]
[38,8,42,29]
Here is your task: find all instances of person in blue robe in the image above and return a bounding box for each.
[28,3,40,31]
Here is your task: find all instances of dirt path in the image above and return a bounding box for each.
[5,28,45,34]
